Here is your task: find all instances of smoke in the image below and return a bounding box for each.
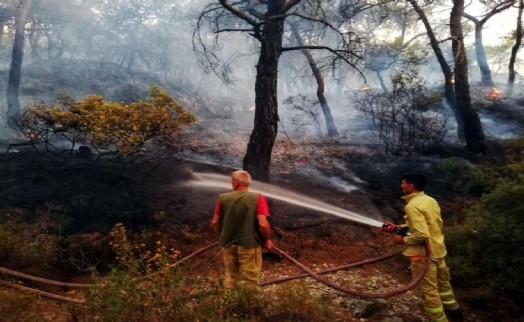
[0,0,521,148]
[186,172,384,228]
[296,166,360,193]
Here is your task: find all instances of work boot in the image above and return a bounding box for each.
[445,308,464,321]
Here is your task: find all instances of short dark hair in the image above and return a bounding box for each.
[402,173,426,190]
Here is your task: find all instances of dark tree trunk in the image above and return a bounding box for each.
[451,0,486,154]
[317,84,339,138]
[6,0,32,122]
[408,0,464,141]
[290,22,338,137]
[508,0,523,98]
[243,4,286,182]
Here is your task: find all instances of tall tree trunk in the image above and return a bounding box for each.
[376,71,389,94]
[473,22,494,86]
[408,0,465,141]
[0,22,4,47]
[6,0,32,122]
[243,6,285,182]
[451,0,486,154]
[289,22,338,137]
[508,0,524,98]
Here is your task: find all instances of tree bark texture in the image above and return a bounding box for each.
[450,0,486,154]
[6,0,32,122]
[289,22,338,137]
[243,4,286,182]
[407,0,465,141]
[508,0,523,98]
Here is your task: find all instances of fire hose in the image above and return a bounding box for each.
[0,266,92,304]
[0,231,431,303]
[269,241,430,298]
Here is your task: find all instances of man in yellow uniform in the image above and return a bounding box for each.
[393,173,463,322]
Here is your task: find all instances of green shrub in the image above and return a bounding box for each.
[436,157,498,195]
[469,177,524,302]
[19,85,196,159]
[443,222,480,284]
[500,137,524,164]
[74,224,342,321]
[0,223,58,270]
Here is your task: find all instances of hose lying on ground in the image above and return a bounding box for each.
[0,279,86,304]
[270,241,431,298]
[0,266,92,303]
[0,240,430,303]
[170,240,431,298]
[0,266,92,288]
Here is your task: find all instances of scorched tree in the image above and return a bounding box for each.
[193,0,364,182]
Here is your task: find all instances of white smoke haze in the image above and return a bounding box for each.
[0,1,522,147]
[298,167,359,193]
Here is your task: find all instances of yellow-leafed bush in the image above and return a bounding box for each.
[20,86,195,158]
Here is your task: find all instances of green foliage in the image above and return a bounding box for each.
[0,223,58,270]
[19,86,196,159]
[469,177,524,299]
[73,224,341,321]
[500,137,524,165]
[78,223,197,321]
[436,157,498,195]
[440,139,524,306]
[443,221,480,283]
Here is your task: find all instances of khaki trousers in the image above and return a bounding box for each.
[222,245,262,289]
[410,257,459,322]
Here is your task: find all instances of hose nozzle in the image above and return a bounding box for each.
[382,223,410,236]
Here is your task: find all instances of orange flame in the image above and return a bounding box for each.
[359,84,370,91]
[487,87,500,100]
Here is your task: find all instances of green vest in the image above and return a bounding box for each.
[218,190,261,248]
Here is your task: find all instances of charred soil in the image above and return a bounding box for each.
[0,137,522,322]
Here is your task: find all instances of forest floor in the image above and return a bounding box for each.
[0,127,522,322]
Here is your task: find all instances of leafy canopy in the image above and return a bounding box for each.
[21,86,196,157]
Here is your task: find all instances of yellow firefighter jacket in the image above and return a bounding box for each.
[401,191,447,259]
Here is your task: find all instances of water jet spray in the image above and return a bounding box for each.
[186,172,384,228]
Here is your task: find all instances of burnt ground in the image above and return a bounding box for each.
[0,80,523,321]
[0,131,523,322]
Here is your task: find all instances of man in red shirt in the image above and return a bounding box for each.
[211,170,274,289]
